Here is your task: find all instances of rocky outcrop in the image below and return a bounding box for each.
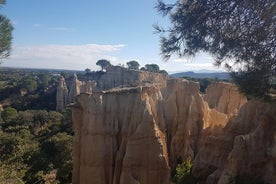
[204,82,247,117]
[57,68,167,111]
[193,100,276,184]
[68,74,94,103]
[71,78,258,184]
[218,101,276,184]
[71,86,171,184]
[56,74,95,111]
[56,76,68,111]
[95,66,167,90]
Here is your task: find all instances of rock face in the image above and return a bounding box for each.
[57,68,167,111]
[71,75,276,184]
[56,74,95,111]
[193,100,276,184]
[204,82,247,117]
[95,66,167,90]
[56,76,68,111]
[71,86,171,184]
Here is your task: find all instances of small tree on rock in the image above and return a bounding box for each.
[145,64,160,72]
[127,60,140,70]
[96,59,111,71]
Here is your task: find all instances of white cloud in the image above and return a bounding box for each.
[2,44,126,70]
[173,58,188,63]
[48,27,75,32]
[33,23,42,28]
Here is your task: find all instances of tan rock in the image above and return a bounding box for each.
[204,82,247,117]
[71,75,274,184]
[72,86,171,184]
[56,76,68,111]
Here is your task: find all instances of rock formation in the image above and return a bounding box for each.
[70,74,276,184]
[56,74,95,111]
[204,82,247,117]
[95,66,167,90]
[56,76,68,111]
[193,100,276,184]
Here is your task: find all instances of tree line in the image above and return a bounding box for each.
[85,59,168,75]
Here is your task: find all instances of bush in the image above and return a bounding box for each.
[173,158,197,184]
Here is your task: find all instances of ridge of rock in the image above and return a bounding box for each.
[71,73,272,184]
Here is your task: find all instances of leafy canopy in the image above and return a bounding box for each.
[127,60,140,70]
[145,64,160,72]
[0,0,13,59]
[155,0,276,99]
[96,59,111,71]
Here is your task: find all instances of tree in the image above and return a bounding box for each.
[159,69,168,75]
[140,67,146,71]
[173,158,196,184]
[127,60,140,70]
[145,64,160,72]
[84,68,91,73]
[1,107,17,122]
[155,0,276,99]
[0,0,13,59]
[19,76,38,92]
[96,59,111,71]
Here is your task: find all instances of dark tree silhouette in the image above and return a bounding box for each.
[127,60,140,70]
[0,0,13,59]
[145,64,160,72]
[96,59,111,71]
[155,0,275,99]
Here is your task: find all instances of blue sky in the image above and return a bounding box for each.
[1,0,222,73]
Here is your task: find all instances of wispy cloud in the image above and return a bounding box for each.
[3,44,126,70]
[48,27,75,32]
[32,24,75,32]
[33,23,42,28]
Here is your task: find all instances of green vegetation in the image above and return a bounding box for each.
[0,69,60,110]
[0,68,75,183]
[155,0,275,99]
[173,158,196,184]
[0,108,73,183]
[145,64,160,72]
[96,59,112,71]
[0,0,13,59]
[127,60,140,70]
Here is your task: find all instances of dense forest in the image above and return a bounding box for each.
[0,68,75,183]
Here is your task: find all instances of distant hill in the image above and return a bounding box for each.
[170,71,230,80]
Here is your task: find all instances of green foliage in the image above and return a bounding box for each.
[140,67,146,71]
[18,76,38,93]
[156,0,275,99]
[85,68,91,74]
[159,69,168,75]
[145,64,160,72]
[127,60,140,70]
[173,158,196,184]
[96,59,112,71]
[0,108,73,183]
[1,107,18,122]
[0,70,59,111]
[0,0,13,59]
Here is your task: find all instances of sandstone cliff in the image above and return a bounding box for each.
[70,77,270,184]
[204,82,247,117]
[56,76,68,111]
[91,66,167,91]
[57,68,167,111]
[56,74,95,111]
